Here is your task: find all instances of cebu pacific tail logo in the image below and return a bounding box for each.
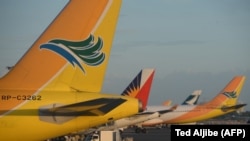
[40,34,105,73]
[222,91,237,98]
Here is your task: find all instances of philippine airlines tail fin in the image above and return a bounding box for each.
[182,90,202,105]
[0,0,122,92]
[121,69,155,110]
[207,76,246,107]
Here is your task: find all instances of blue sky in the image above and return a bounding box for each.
[0,0,250,111]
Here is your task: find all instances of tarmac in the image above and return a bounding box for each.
[48,121,250,141]
[121,127,171,141]
[48,127,171,141]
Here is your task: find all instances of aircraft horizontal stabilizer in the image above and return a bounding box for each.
[139,105,178,116]
[39,98,126,124]
[221,103,247,112]
[158,105,178,114]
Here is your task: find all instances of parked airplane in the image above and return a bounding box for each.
[133,89,202,132]
[0,0,143,140]
[162,89,202,106]
[162,100,172,106]
[166,89,203,126]
[121,69,156,110]
[139,76,246,128]
[181,89,202,105]
[74,69,158,136]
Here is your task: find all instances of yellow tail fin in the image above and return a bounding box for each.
[0,0,121,92]
[208,75,246,106]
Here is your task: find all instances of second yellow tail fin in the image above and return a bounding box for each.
[208,75,246,107]
[0,0,122,92]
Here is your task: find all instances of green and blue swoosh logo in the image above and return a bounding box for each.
[222,91,237,98]
[40,34,105,73]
